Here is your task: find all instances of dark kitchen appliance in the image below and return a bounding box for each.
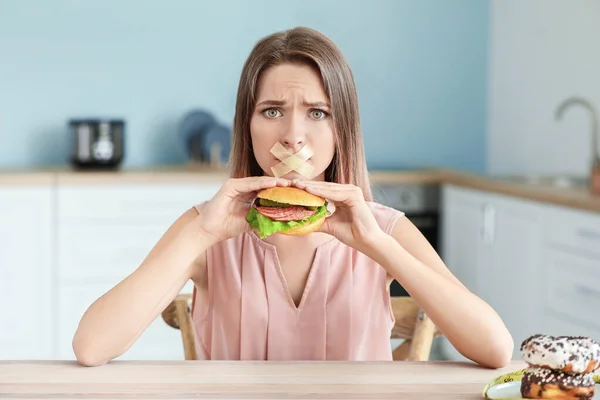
[69,119,125,169]
[372,181,441,297]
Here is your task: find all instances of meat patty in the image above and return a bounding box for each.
[256,206,316,221]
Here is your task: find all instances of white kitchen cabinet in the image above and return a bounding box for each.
[55,182,222,360]
[437,185,485,361]
[541,250,600,337]
[439,185,543,361]
[539,204,600,340]
[0,185,54,359]
[439,185,484,295]
[542,203,600,258]
[476,192,544,358]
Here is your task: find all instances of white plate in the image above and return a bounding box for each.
[486,381,599,399]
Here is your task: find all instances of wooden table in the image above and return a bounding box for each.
[0,360,527,399]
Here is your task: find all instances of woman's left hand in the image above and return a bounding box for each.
[291,180,385,252]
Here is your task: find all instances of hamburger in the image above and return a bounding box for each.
[246,187,330,239]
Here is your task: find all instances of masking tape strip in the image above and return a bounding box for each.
[271,142,314,177]
[270,142,315,178]
[481,369,600,399]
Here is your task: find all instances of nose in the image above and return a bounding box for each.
[281,113,306,152]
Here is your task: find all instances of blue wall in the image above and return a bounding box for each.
[0,0,489,172]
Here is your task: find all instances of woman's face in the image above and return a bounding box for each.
[250,62,335,181]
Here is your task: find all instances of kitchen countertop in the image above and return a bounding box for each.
[0,164,598,213]
[0,360,526,399]
[425,169,600,214]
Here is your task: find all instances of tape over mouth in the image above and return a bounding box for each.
[270,142,315,179]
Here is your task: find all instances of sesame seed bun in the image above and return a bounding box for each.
[257,187,325,207]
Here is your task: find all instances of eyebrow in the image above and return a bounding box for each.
[255,100,331,108]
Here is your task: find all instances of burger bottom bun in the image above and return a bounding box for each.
[280,217,325,236]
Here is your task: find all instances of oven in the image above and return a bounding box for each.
[371,182,441,297]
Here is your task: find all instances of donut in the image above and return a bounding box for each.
[520,334,600,374]
[520,366,595,399]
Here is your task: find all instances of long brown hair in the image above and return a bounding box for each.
[229,26,373,201]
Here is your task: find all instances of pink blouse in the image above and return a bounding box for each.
[190,201,404,361]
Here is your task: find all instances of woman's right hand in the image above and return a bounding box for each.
[195,176,290,243]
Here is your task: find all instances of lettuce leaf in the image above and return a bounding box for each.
[246,204,329,239]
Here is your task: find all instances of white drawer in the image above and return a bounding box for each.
[544,250,600,331]
[58,222,172,282]
[0,187,55,359]
[58,184,221,221]
[543,205,600,256]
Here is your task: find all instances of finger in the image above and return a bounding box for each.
[245,176,291,187]
[316,221,329,235]
[293,179,336,187]
[316,216,333,235]
[293,180,355,192]
[296,183,357,204]
[268,177,292,187]
[237,192,259,203]
[293,180,359,197]
[231,177,290,194]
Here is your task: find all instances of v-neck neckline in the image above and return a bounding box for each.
[248,232,338,313]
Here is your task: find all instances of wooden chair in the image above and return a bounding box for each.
[161,294,198,360]
[161,294,442,361]
[388,296,443,361]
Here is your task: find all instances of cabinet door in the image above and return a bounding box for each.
[0,185,54,359]
[56,182,221,360]
[439,186,543,361]
[438,185,485,361]
[477,193,543,359]
[542,203,600,258]
[440,185,484,294]
[541,249,600,340]
[540,205,600,340]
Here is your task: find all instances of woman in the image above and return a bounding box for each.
[72,26,513,368]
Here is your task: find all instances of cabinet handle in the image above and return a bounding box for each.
[576,284,600,300]
[481,204,496,244]
[576,228,600,241]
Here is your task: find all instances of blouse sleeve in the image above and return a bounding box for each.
[366,201,405,235]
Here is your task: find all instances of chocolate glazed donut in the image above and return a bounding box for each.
[520,366,595,400]
[521,334,600,374]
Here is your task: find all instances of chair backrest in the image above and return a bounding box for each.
[388,296,442,361]
[161,293,441,361]
[161,293,197,360]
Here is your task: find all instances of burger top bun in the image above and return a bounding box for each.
[257,187,325,207]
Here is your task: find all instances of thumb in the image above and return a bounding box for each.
[316,214,334,235]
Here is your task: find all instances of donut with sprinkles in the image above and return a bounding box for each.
[520,334,600,374]
[520,366,595,399]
